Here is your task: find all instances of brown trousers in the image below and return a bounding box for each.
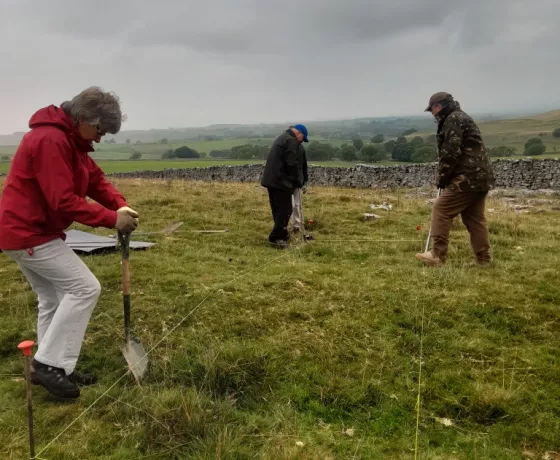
[430,189,491,262]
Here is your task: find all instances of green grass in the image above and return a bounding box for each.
[0,137,352,164]
[89,137,348,161]
[1,180,559,459]
[95,138,275,160]
[0,145,15,155]
[95,160,263,173]
[94,137,349,157]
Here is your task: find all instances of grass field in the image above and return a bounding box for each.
[94,138,275,160]
[0,137,351,162]
[96,160,264,173]
[0,179,559,459]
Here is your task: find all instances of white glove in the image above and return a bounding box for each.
[117,206,139,218]
[117,206,139,225]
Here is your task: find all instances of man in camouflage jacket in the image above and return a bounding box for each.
[416,92,495,266]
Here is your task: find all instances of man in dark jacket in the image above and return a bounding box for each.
[261,124,309,247]
[416,92,494,266]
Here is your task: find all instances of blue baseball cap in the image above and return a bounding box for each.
[293,124,309,142]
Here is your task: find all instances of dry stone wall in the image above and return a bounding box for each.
[107,159,560,190]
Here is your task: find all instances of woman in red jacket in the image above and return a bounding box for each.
[0,87,138,399]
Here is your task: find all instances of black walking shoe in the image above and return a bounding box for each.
[68,371,98,386]
[269,240,288,249]
[30,359,80,399]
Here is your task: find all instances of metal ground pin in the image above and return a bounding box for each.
[18,340,36,459]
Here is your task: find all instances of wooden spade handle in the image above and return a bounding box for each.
[118,232,132,340]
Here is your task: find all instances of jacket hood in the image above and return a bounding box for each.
[29,105,93,152]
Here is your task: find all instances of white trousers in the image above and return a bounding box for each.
[4,239,101,374]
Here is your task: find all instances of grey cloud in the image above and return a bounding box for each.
[0,0,559,134]
[4,1,481,53]
[5,0,557,56]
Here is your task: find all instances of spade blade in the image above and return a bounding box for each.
[161,221,183,234]
[121,337,148,384]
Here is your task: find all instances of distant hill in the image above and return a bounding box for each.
[467,110,560,150]
[531,110,560,122]
[0,116,436,146]
[1,111,559,148]
[0,132,26,145]
[479,110,560,133]
[408,109,560,152]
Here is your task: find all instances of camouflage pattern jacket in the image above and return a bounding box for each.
[436,101,495,192]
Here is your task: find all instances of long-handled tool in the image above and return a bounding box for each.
[133,221,183,236]
[111,221,183,238]
[300,193,314,242]
[424,188,442,252]
[18,340,35,460]
[111,223,229,238]
[190,228,230,234]
[118,232,148,384]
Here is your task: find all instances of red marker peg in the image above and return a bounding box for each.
[18,340,35,459]
[18,340,35,357]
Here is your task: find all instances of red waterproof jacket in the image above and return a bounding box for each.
[0,105,127,250]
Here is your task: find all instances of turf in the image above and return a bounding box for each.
[0,180,559,459]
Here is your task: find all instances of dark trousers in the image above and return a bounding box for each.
[431,189,491,262]
[267,187,293,242]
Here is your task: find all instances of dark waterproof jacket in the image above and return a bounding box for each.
[436,101,495,192]
[299,143,308,185]
[261,130,304,191]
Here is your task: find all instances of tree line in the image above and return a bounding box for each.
[303,135,437,163]
[160,144,269,160]
[94,125,560,162]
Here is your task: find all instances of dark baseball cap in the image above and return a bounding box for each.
[293,124,309,142]
[425,92,453,112]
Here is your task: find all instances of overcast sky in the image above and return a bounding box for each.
[1,0,558,133]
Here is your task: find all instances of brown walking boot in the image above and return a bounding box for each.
[415,251,443,267]
[473,258,492,267]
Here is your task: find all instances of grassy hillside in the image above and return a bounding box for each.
[1,139,277,161]
[0,180,559,459]
[96,138,276,159]
[0,116,435,145]
[0,137,350,162]
[472,109,560,153]
[1,110,559,171]
[415,110,560,153]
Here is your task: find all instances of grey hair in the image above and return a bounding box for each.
[61,86,127,134]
